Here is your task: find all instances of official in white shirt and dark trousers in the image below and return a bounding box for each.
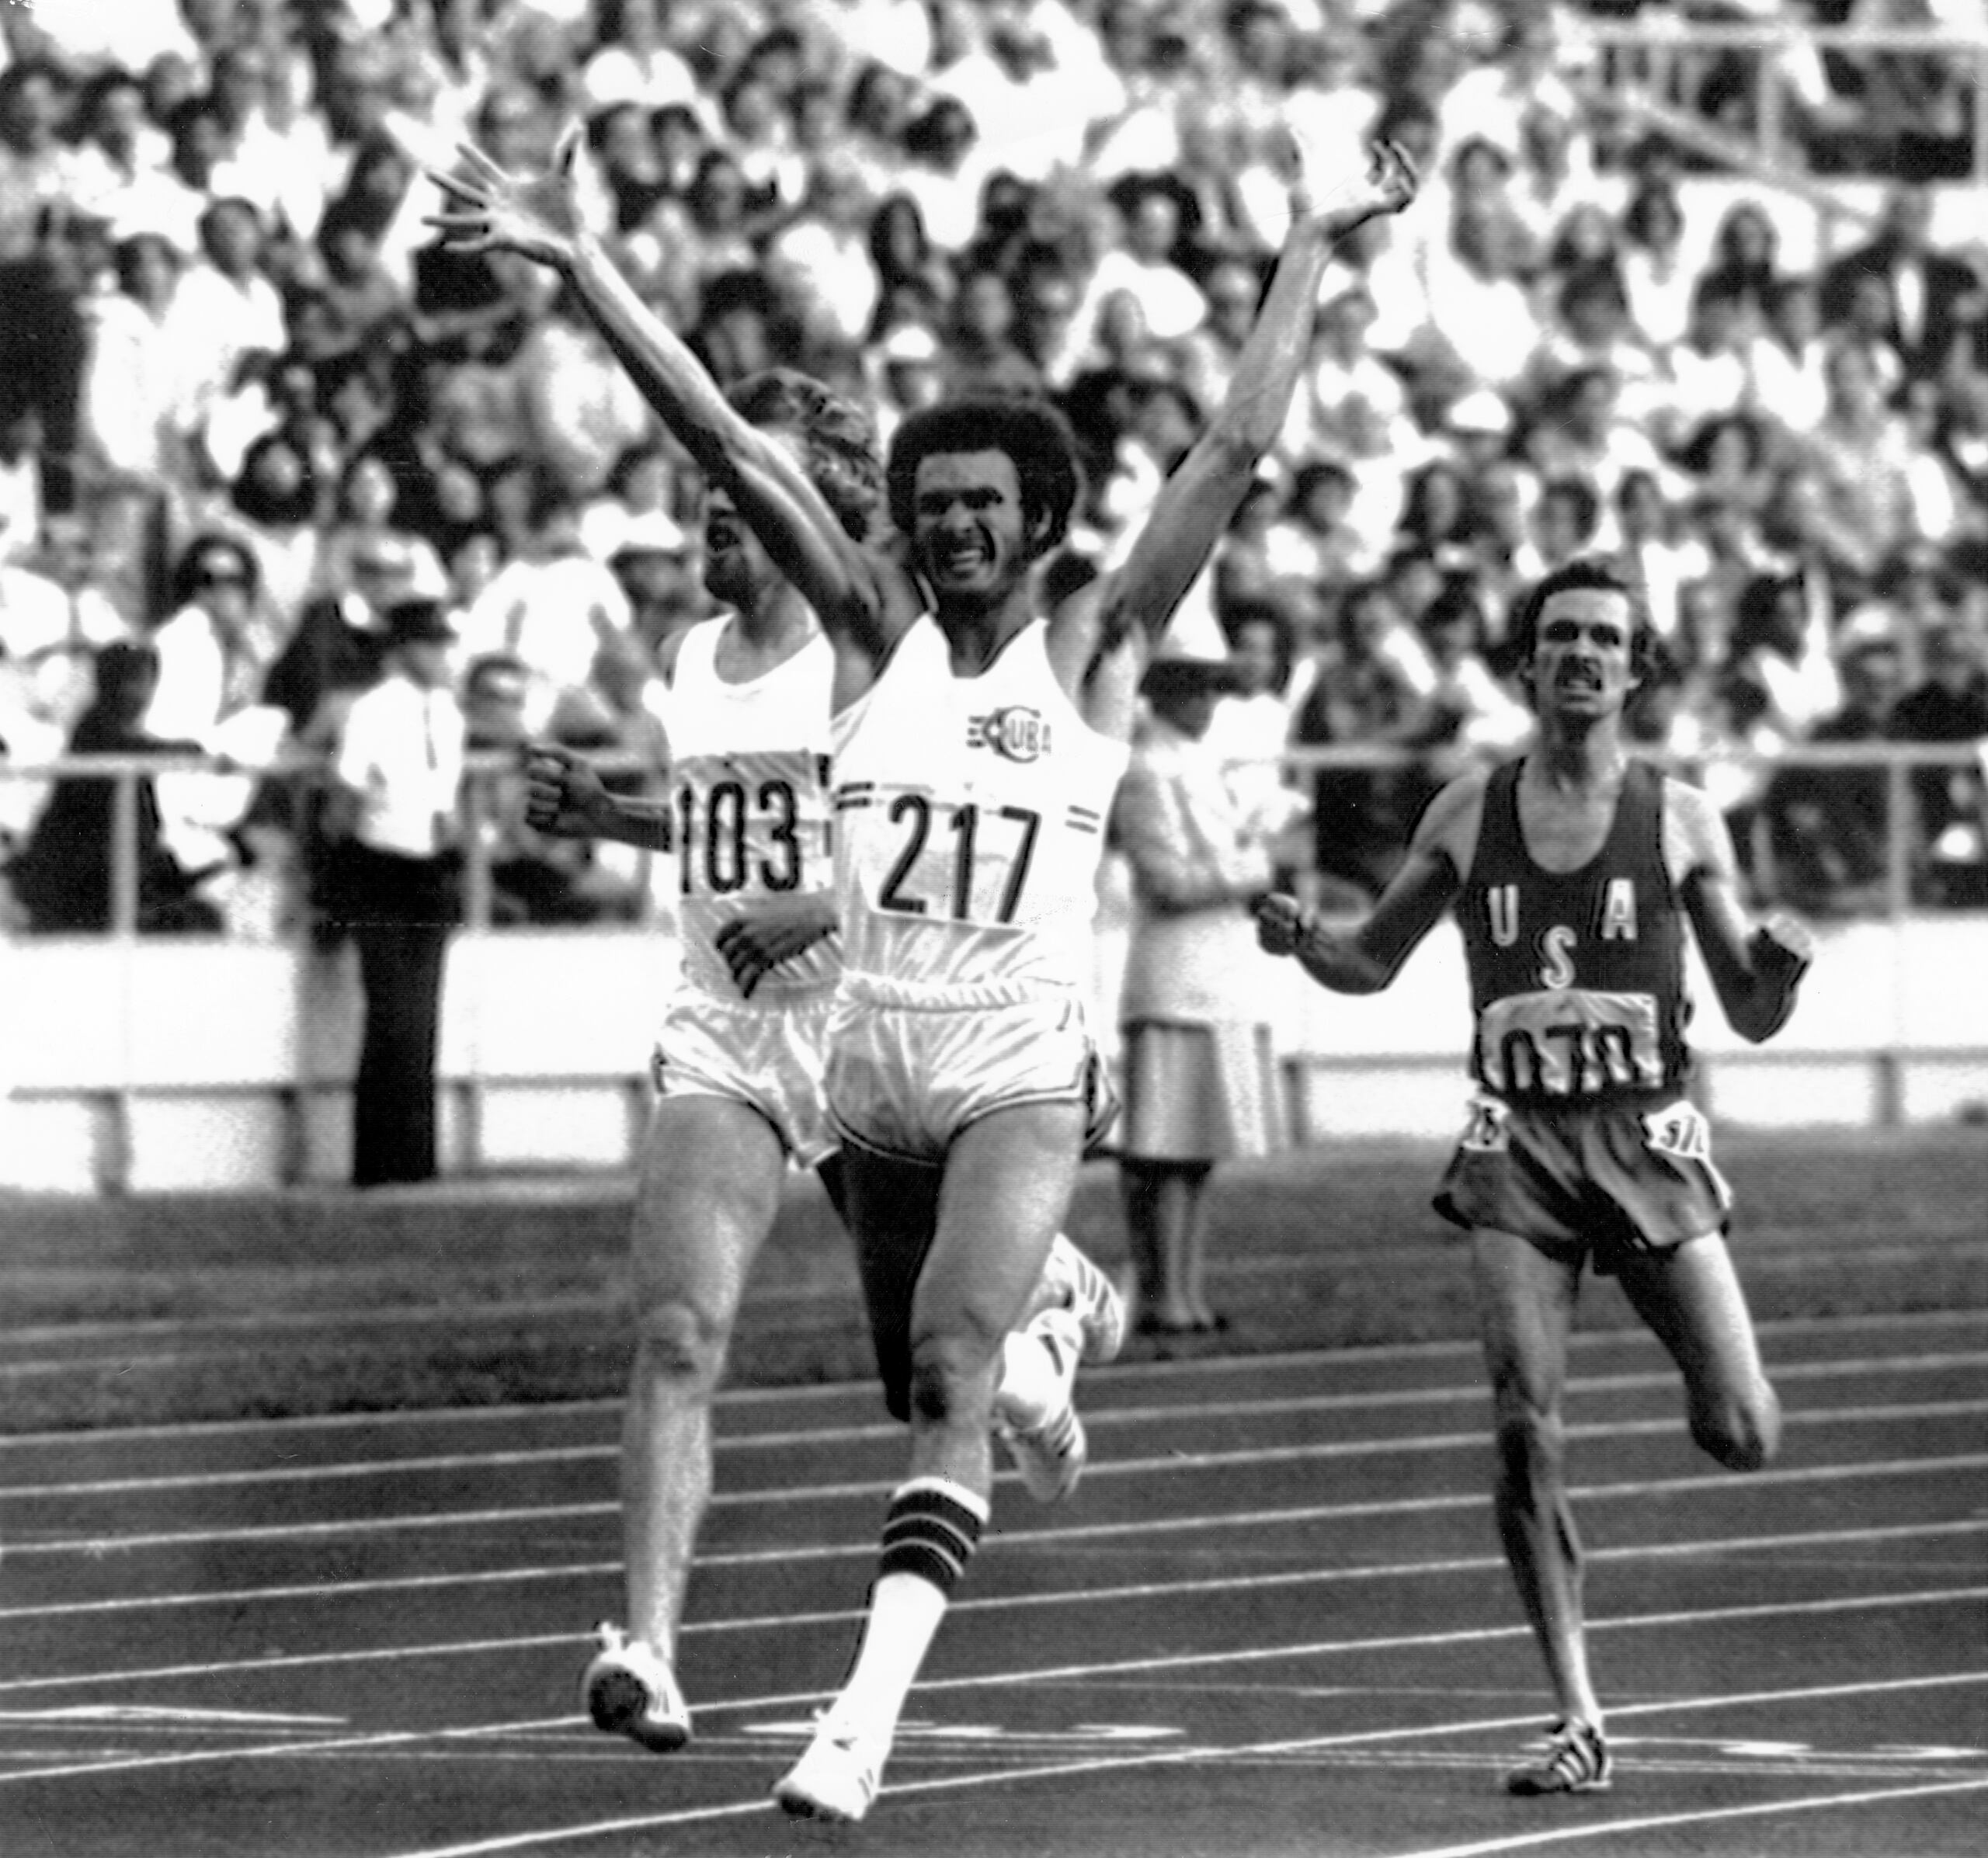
[323,599,466,1187]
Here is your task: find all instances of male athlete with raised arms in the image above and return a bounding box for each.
[494,368,1123,1754]
[430,127,1417,1822]
[1256,558,1814,1795]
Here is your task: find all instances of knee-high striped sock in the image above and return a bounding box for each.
[825,1477,988,1738]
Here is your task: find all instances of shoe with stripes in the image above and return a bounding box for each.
[773,1717,888,1823]
[579,1622,691,1752]
[996,1308,1089,1502]
[1504,1717,1611,1795]
[1041,1233,1127,1365]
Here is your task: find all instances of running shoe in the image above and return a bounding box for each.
[578,1622,691,1752]
[1041,1232,1127,1364]
[1504,1717,1612,1795]
[996,1308,1089,1502]
[773,1717,888,1823]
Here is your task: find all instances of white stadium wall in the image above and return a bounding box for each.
[4,903,1985,1193]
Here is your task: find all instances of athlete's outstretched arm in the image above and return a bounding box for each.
[523,744,673,851]
[1083,141,1417,662]
[424,132,898,658]
[1668,780,1814,1043]
[1256,776,1469,992]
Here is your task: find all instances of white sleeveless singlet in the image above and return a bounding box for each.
[829,616,1131,1003]
[654,616,839,1001]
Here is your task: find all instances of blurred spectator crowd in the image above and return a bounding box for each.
[0,0,1985,940]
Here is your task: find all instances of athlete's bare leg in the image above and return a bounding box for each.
[1614,1231,1781,1471]
[1468,1228,1603,1731]
[911,1101,1088,1482]
[839,1099,1087,1491]
[621,1094,788,1659]
[782,1099,1090,1811]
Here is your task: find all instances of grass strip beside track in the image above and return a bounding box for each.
[0,1127,1981,1433]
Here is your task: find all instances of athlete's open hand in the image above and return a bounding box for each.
[1253,891,1309,959]
[423,125,586,270]
[714,894,838,998]
[1292,137,1419,234]
[523,743,617,840]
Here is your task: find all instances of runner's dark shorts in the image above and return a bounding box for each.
[1434,1092,1732,1276]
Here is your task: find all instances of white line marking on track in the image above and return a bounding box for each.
[6,1349,1980,1502]
[1390,1778,1988,1858]
[7,1396,1982,1556]
[0,1540,1977,1701]
[0,1308,1976,1449]
[6,1450,1979,1623]
[363,1672,1988,1858]
[2,1607,1979,1811]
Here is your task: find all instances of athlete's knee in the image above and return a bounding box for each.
[1691,1376,1781,1472]
[630,1293,732,1391]
[905,1326,999,1431]
[1489,1384,1568,1504]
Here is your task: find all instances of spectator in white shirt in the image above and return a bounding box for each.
[581,0,700,113]
[764,157,882,363]
[1079,175,1210,347]
[165,196,287,463]
[1414,576,1533,772]
[1746,273,1833,441]
[144,531,290,887]
[896,93,989,253]
[1619,175,1696,352]
[321,596,467,1187]
[822,0,936,79]
[457,470,633,737]
[0,60,85,264]
[63,67,179,238]
[1656,279,1753,459]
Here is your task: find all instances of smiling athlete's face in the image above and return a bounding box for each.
[1528,586,1639,721]
[911,448,1032,613]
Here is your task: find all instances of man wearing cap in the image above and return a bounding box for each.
[264,535,425,747]
[1113,612,1301,1336]
[321,597,466,1187]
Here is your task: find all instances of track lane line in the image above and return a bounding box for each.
[1,1599,1980,1797]
[0,1540,1977,1701]
[350,1672,1988,1858]
[8,1399,1983,1557]
[3,1453,1983,1622]
[1390,1778,1988,1858]
[1,1308,1977,1450]
[7,1350,1983,1502]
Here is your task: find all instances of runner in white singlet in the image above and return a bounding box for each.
[429,124,1418,1825]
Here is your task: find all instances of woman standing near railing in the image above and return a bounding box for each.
[9,639,221,936]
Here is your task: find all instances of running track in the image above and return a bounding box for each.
[1,1309,1983,1858]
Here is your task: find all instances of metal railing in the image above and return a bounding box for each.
[2,741,1980,1186]
[1570,16,1988,188]
[2,740,1980,937]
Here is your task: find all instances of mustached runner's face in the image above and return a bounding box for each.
[700,481,769,609]
[700,427,803,612]
[911,449,1032,611]
[1528,586,1639,721]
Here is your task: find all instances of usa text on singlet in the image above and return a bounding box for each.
[830,616,1131,1002]
[1457,759,1693,1100]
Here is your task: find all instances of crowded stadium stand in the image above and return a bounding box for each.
[2,0,1985,1186]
